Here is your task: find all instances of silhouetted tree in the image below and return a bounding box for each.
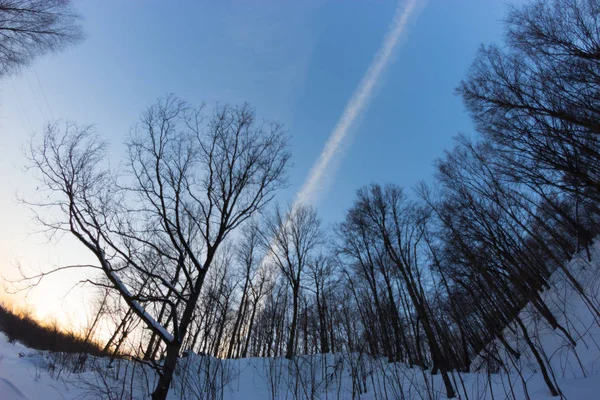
[458,0,600,202]
[259,203,323,359]
[0,0,82,77]
[341,184,457,398]
[24,95,290,400]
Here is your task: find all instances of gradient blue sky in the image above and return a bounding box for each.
[0,0,518,325]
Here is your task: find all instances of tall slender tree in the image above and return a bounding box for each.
[25,95,290,400]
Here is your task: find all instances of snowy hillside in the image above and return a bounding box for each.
[2,245,600,399]
[470,242,600,399]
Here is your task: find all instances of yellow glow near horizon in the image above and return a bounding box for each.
[0,0,427,342]
[1,222,101,334]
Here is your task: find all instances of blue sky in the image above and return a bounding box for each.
[0,0,516,324]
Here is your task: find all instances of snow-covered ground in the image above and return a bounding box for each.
[2,246,600,399]
[2,331,600,399]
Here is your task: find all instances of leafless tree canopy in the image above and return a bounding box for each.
[0,0,82,76]
[259,203,323,359]
[458,0,600,199]
[26,95,290,400]
[17,1,600,400]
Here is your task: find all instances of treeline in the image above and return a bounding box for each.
[0,302,108,356]
[23,0,600,399]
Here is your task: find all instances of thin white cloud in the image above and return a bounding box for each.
[258,0,425,272]
[295,0,425,207]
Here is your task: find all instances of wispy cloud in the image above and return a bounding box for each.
[295,0,425,207]
[258,0,425,271]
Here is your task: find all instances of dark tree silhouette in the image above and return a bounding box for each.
[259,203,323,359]
[0,0,82,77]
[458,0,600,202]
[24,95,290,400]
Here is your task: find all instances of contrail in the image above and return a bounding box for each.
[295,0,424,206]
[257,0,425,275]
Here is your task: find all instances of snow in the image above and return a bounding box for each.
[2,339,600,399]
[0,377,28,400]
[129,299,175,343]
[2,245,600,399]
[0,337,69,400]
[472,243,600,383]
[2,331,600,399]
[107,269,175,343]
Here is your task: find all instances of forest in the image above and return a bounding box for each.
[2,0,600,399]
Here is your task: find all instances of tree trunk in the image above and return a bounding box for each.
[151,341,181,400]
[515,317,560,397]
[243,300,258,357]
[286,287,299,359]
[227,280,249,358]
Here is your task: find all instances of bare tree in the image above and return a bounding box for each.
[343,184,457,398]
[458,0,600,202]
[225,219,264,359]
[24,95,290,400]
[0,0,82,77]
[305,253,335,355]
[259,203,323,359]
